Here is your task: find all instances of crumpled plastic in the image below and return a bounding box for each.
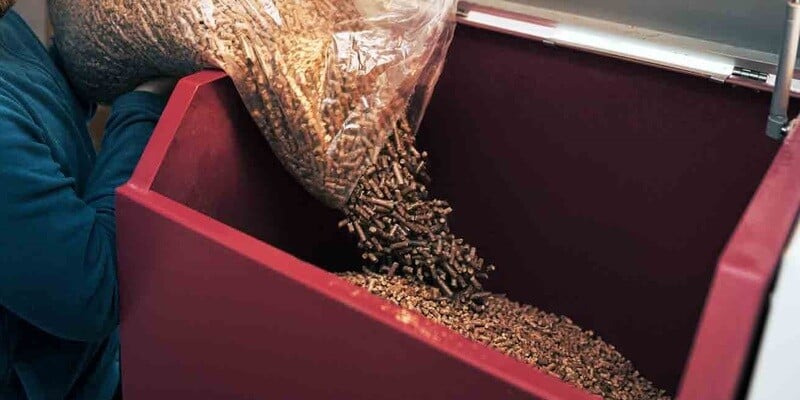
[48,0,457,208]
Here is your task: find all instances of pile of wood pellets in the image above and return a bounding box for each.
[340,120,495,310]
[340,272,670,400]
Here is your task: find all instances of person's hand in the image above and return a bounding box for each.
[134,77,179,97]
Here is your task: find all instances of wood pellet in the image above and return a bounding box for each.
[50,0,456,208]
[340,272,671,400]
[340,120,495,307]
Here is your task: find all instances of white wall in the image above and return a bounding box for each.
[12,0,48,43]
[747,221,800,400]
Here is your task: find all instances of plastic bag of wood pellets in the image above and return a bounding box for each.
[48,0,457,208]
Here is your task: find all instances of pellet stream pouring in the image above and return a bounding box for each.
[340,120,496,308]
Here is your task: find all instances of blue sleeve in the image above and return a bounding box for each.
[85,92,168,213]
[0,91,166,342]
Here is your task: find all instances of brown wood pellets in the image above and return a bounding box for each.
[49,0,457,208]
[340,120,495,307]
[340,272,671,400]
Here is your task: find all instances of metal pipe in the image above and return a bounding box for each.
[767,0,800,140]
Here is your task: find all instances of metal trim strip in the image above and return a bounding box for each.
[457,1,800,98]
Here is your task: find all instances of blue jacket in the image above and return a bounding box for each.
[0,11,167,400]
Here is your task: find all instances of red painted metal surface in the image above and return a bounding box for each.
[116,71,594,400]
[678,129,800,398]
[116,26,800,400]
[417,25,794,395]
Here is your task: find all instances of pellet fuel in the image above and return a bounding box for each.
[340,272,671,400]
[49,0,457,208]
[337,120,670,399]
[339,120,495,310]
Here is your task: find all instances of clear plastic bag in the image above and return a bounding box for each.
[48,0,457,208]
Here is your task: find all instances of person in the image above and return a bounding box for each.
[0,4,177,399]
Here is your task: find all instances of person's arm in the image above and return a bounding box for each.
[0,89,167,342]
